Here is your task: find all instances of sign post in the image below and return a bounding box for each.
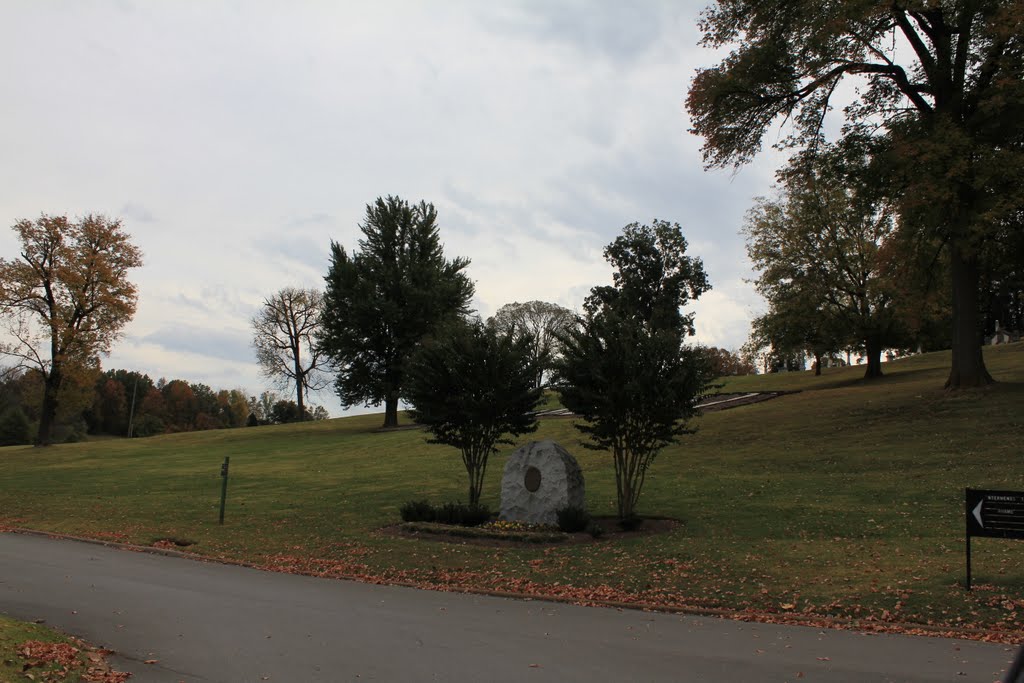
[219,456,230,525]
[965,488,1024,590]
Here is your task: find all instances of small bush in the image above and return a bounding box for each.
[400,499,436,523]
[586,521,604,538]
[401,500,491,526]
[433,502,461,525]
[556,505,591,533]
[132,414,165,437]
[0,407,31,446]
[461,503,492,527]
[433,501,491,527]
[618,515,643,531]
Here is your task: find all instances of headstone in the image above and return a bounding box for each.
[500,440,585,525]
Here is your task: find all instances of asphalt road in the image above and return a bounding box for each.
[0,533,1015,682]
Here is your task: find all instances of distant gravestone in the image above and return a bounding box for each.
[500,440,585,525]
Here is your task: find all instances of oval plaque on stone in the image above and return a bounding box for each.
[524,466,542,492]
[500,440,585,525]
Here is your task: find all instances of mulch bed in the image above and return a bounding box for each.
[379,516,681,547]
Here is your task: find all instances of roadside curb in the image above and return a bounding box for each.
[6,527,1020,645]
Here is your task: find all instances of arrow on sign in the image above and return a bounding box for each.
[973,500,985,528]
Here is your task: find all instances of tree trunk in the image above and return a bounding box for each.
[945,245,994,389]
[382,393,399,428]
[617,461,634,520]
[863,336,884,379]
[35,368,62,446]
[813,352,822,376]
[294,349,306,421]
[619,483,632,520]
[467,464,479,505]
[468,464,481,506]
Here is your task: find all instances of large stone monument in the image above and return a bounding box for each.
[500,440,585,525]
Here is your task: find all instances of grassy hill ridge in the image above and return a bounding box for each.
[2,343,1023,637]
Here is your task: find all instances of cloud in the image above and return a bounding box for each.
[691,278,765,350]
[0,1,785,417]
[479,1,676,64]
[139,325,252,364]
[119,202,156,223]
[252,234,332,278]
[288,213,336,228]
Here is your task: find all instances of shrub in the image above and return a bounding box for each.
[618,515,643,531]
[460,502,492,527]
[433,502,460,525]
[400,499,436,523]
[433,501,491,527]
[556,505,591,533]
[0,407,31,446]
[132,414,165,437]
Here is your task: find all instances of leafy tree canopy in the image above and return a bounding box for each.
[744,149,920,378]
[556,221,710,521]
[0,214,142,444]
[688,0,1024,388]
[585,220,710,334]
[320,196,474,428]
[406,319,542,505]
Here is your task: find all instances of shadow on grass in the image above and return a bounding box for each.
[800,365,945,391]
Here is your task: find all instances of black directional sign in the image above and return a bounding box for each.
[966,488,1024,539]
[965,488,1024,589]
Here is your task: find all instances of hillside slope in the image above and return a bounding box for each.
[2,343,1022,636]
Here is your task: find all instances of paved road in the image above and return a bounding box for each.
[0,533,1015,682]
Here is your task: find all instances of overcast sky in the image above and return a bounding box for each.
[0,1,787,416]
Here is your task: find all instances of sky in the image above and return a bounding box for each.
[0,1,788,417]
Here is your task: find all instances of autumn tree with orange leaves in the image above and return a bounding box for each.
[0,214,142,445]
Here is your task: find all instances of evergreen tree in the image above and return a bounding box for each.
[320,196,474,428]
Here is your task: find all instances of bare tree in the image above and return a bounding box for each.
[251,288,328,420]
[488,301,573,389]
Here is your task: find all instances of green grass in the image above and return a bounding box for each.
[2,343,1024,635]
[0,615,92,682]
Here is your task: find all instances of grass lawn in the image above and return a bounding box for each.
[2,343,1023,638]
[0,614,125,682]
